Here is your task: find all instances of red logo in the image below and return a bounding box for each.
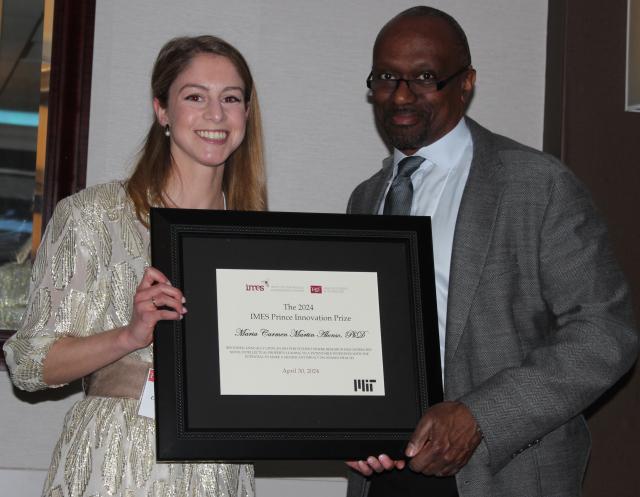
[310,285,322,294]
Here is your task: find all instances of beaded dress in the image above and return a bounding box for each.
[4,182,254,497]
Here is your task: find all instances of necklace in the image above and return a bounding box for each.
[163,191,226,210]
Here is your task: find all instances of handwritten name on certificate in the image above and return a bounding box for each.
[216,269,385,396]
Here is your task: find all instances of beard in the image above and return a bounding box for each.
[377,105,432,152]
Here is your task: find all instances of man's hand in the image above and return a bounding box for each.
[405,401,482,476]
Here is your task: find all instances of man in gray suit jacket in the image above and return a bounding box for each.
[346,6,638,497]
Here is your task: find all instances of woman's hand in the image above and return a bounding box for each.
[121,266,187,350]
[43,267,187,385]
[346,455,405,476]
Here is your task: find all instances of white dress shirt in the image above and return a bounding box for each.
[380,118,473,380]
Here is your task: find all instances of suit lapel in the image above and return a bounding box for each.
[444,119,506,376]
[364,156,393,213]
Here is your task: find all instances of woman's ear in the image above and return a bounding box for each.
[153,98,168,126]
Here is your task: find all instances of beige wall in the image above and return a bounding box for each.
[86,0,548,212]
[0,376,82,493]
[1,1,549,494]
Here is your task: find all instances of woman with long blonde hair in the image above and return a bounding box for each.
[4,35,266,497]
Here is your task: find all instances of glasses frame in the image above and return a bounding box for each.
[366,65,470,94]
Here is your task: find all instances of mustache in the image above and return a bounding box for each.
[387,105,420,114]
[382,105,429,125]
[387,106,419,115]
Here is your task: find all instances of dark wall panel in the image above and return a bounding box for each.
[545,1,640,496]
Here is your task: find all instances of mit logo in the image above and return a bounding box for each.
[353,379,376,392]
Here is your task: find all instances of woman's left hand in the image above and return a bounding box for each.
[346,455,405,476]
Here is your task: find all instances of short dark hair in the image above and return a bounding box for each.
[378,6,472,66]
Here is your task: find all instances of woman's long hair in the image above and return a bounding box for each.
[126,35,267,225]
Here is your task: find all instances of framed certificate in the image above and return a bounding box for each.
[151,208,441,461]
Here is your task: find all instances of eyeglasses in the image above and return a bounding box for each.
[366,66,470,94]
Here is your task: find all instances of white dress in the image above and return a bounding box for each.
[4,182,254,497]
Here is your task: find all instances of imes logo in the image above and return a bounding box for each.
[353,379,376,392]
[245,280,269,291]
[310,285,322,294]
[245,280,269,292]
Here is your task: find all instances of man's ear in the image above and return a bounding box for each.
[153,98,168,126]
[461,67,476,104]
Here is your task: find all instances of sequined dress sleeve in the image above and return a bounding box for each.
[3,182,147,390]
[3,183,254,497]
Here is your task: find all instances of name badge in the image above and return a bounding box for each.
[137,368,155,419]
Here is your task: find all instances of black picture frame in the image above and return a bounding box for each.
[151,208,442,461]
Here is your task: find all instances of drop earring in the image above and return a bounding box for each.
[164,124,170,137]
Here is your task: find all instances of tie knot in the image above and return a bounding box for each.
[396,156,425,178]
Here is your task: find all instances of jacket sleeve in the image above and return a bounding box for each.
[458,168,638,473]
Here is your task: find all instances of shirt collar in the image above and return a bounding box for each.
[392,117,471,172]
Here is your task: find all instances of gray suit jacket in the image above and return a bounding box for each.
[346,118,638,497]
